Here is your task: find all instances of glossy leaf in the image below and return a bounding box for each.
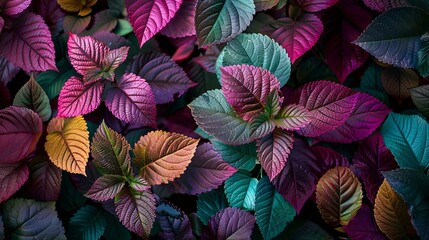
[156,202,194,240]
[211,140,257,171]
[224,171,258,210]
[294,0,339,12]
[343,205,386,240]
[160,0,196,38]
[0,162,29,204]
[249,112,275,138]
[274,104,312,131]
[45,116,90,175]
[68,205,107,240]
[411,85,429,118]
[86,175,126,201]
[381,67,419,98]
[197,189,228,224]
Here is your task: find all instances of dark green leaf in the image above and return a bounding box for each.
[68,205,107,240]
[197,188,228,224]
[211,140,257,171]
[224,171,258,210]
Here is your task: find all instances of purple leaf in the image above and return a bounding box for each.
[0,13,57,72]
[274,104,312,131]
[221,64,280,121]
[160,0,196,38]
[87,9,119,34]
[157,201,194,240]
[343,205,386,240]
[317,92,391,143]
[0,16,3,34]
[85,175,126,201]
[105,73,157,126]
[0,56,19,85]
[292,80,358,137]
[0,162,29,203]
[127,52,194,104]
[1,0,31,16]
[193,55,217,73]
[352,133,398,203]
[167,143,236,195]
[203,207,255,240]
[0,106,42,163]
[171,36,196,61]
[257,129,294,181]
[105,46,129,75]
[311,146,349,173]
[58,76,104,117]
[293,0,339,12]
[125,0,182,47]
[31,0,65,32]
[271,14,323,63]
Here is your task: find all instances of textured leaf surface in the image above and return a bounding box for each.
[255,177,296,240]
[362,0,408,12]
[0,56,19,85]
[411,85,429,118]
[381,67,419,98]
[204,207,255,240]
[0,162,29,204]
[68,205,106,240]
[160,0,196,38]
[316,167,363,226]
[63,15,91,34]
[294,0,339,12]
[197,189,228,224]
[418,39,429,77]
[134,131,199,185]
[212,140,257,171]
[86,175,126,201]
[254,0,279,11]
[0,106,42,163]
[1,0,31,16]
[156,202,194,240]
[45,116,90,175]
[195,0,255,46]
[274,104,312,131]
[224,171,258,210]
[358,64,389,104]
[343,205,386,240]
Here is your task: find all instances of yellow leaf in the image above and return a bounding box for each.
[45,116,89,175]
[57,0,97,16]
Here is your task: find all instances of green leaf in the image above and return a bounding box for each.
[411,200,429,240]
[195,0,255,46]
[58,174,86,212]
[37,58,77,100]
[357,64,389,104]
[255,176,296,240]
[103,211,131,240]
[224,171,258,210]
[249,112,275,138]
[354,7,429,68]
[115,19,133,36]
[216,33,291,87]
[68,205,107,240]
[381,113,429,171]
[411,85,429,118]
[2,198,66,239]
[277,220,334,240]
[211,140,257,171]
[197,188,228,224]
[265,90,282,117]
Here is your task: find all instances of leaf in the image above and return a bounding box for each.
[86,9,120,34]
[357,63,389,104]
[58,174,87,211]
[294,0,339,12]
[277,220,334,240]
[217,33,291,87]
[0,215,3,240]
[411,85,429,117]
[45,116,90,175]
[343,205,386,240]
[274,104,312,131]
[221,64,280,121]
[255,177,296,240]
[0,56,19,85]
[254,0,279,11]
[203,207,255,239]
[160,0,196,38]
[249,112,275,139]
[68,205,107,240]
[167,143,236,195]
[411,200,429,240]
[316,166,363,226]
[156,201,194,240]
[0,162,29,204]
[374,180,415,240]
[63,15,91,34]
[381,113,429,171]
[418,38,429,77]
[270,14,323,63]
[0,13,56,72]
[115,188,156,239]
[57,0,96,16]
[86,175,126,201]
[1,0,31,16]
[224,171,258,210]
[195,0,255,46]
[0,106,42,163]
[127,52,194,104]
[211,140,257,171]
[189,89,253,145]
[311,146,349,172]
[2,198,66,239]
[125,0,182,47]
[134,130,199,185]
[197,189,228,224]
[57,76,104,117]
[381,67,419,98]
[354,7,429,68]
[362,0,408,12]
[292,80,358,137]
[13,76,51,121]
[103,211,132,240]
[105,73,156,126]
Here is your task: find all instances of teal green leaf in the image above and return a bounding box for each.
[195,0,255,46]
[418,36,429,77]
[216,33,291,87]
[255,176,296,240]
[358,64,389,104]
[250,112,275,138]
[103,211,131,240]
[37,58,77,100]
[224,171,258,210]
[115,19,133,36]
[197,188,228,224]
[295,57,337,86]
[411,200,429,240]
[2,198,66,239]
[278,220,334,240]
[68,205,107,240]
[211,140,257,171]
[58,174,86,211]
[381,113,429,171]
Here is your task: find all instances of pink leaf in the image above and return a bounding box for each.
[125,0,182,47]
[85,175,126,201]
[0,56,19,85]
[1,0,31,16]
[292,80,358,137]
[0,13,57,72]
[58,76,104,117]
[221,64,280,121]
[105,46,129,74]
[293,0,339,12]
[160,0,196,38]
[0,106,42,163]
[0,162,29,203]
[343,205,386,240]
[257,129,294,181]
[317,92,391,143]
[271,14,323,63]
[105,73,157,127]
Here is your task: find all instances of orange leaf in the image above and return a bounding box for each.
[45,116,89,175]
[133,131,199,185]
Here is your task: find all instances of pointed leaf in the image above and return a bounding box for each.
[274,104,312,131]
[57,0,96,16]
[0,162,29,204]
[343,205,386,240]
[224,171,258,211]
[294,0,339,12]
[86,175,126,201]
[1,0,31,16]
[45,116,90,175]
[156,201,194,240]
[249,112,275,138]
[197,189,228,224]
[160,0,196,38]
[63,15,91,34]
[381,67,419,98]
[104,46,129,75]
[212,140,257,171]
[68,205,107,240]
[411,85,429,118]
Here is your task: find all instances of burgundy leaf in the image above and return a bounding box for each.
[0,106,42,163]
[293,0,339,12]
[352,133,398,203]
[343,205,386,240]
[160,0,196,38]
[0,162,29,203]
[31,0,65,32]
[362,0,408,12]
[271,14,323,63]
[1,0,31,16]
[0,13,57,72]
[168,143,237,195]
[311,146,349,173]
[125,0,182,47]
[105,73,157,127]
[85,175,126,201]
[172,36,196,61]
[0,82,10,109]
[87,9,119,34]
[57,76,104,117]
[0,56,19,85]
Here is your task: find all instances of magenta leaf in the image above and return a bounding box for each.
[127,52,194,104]
[0,106,42,163]
[311,146,349,172]
[292,80,358,137]
[160,0,196,38]
[0,56,19,85]
[172,37,196,61]
[271,14,323,63]
[58,76,104,117]
[125,0,182,47]
[0,13,57,72]
[105,73,157,126]
[203,207,255,240]
[0,162,29,203]
[294,0,339,12]
[105,46,129,74]
[167,143,237,195]
[221,64,280,121]
[85,175,126,201]
[362,0,408,12]
[274,104,312,131]
[1,0,31,16]
[156,201,194,240]
[343,205,386,240]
